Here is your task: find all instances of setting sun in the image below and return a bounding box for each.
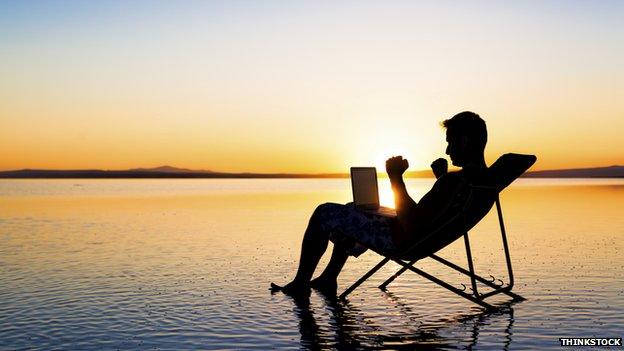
[378,179,396,208]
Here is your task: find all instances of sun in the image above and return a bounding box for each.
[378,182,395,208]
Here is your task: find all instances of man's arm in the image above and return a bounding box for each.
[386,156,418,237]
[415,172,464,224]
[386,156,459,243]
[390,175,418,233]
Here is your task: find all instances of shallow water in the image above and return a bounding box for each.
[0,179,622,350]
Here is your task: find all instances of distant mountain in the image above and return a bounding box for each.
[523,165,624,178]
[0,167,345,179]
[0,165,622,178]
[128,165,214,173]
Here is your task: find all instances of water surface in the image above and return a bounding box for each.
[0,179,622,350]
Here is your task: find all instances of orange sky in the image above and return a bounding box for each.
[1,1,623,173]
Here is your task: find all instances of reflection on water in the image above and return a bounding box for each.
[0,179,622,350]
[282,289,522,350]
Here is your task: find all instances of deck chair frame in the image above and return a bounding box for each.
[339,186,526,311]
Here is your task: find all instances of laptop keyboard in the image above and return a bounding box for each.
[365,206,397,217]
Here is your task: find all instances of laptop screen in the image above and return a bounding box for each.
[350,167,379,208]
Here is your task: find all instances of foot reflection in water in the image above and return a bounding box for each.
[282,290,518,350]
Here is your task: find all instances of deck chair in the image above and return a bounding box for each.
[339,153,537,311]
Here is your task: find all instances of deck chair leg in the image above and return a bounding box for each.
[391,258,497,311]
[463,232,480,296]
[380,253,526,302]
[496,198,516,292]
[429,254,526,301]
[378,266,407,290]
[339,257,390,300]
[378,258,418,289]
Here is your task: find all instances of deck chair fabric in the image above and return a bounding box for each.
[339,153,537,310]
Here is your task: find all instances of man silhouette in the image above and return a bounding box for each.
[271,111,488,295]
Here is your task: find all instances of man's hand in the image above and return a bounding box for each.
[431,158,448,179]
[386,156,409,181]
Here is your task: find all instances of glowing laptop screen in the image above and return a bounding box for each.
[351,167,379,208]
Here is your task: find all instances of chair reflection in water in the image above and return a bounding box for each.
[291,287,519,350]
[339,153,536,311]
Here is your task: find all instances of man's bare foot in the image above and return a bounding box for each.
[270,281,310,296]
[310,276,338,294]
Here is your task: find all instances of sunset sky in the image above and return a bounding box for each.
[1,1,623,173]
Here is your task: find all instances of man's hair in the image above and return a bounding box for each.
[442,111,487,150]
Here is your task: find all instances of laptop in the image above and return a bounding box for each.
[350,167,397,217]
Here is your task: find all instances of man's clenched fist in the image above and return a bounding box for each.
[431,158,448,179]
[386,156,409,180]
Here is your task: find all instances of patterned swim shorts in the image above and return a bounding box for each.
[315,202,399,257]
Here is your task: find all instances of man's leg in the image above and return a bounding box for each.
[271,204,334,294]
[308,205,400,293]
[310,242,350,292]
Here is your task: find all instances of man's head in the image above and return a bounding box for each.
[442,111,487,167]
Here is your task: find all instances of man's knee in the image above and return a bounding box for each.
[313,202,341,218]
[309,203,342,229]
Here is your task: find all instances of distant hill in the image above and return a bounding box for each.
[128,165,214,173]
[0,165,622,178]
[0,167,345,179]
[523,165,624,178]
